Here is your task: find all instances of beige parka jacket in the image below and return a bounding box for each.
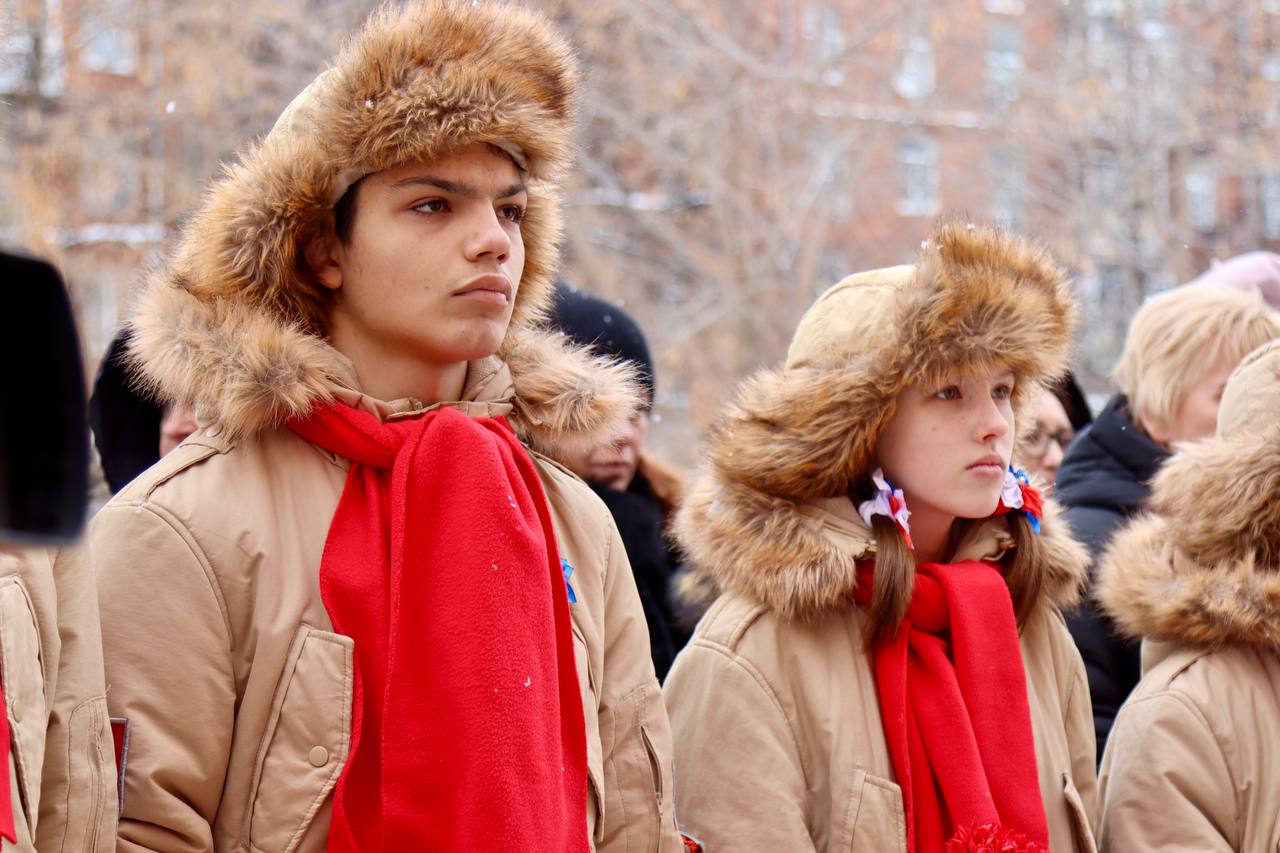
[664,223,1100,852]
[1096,339,1280,853]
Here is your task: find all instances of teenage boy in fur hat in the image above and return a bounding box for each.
[64,2,685,849]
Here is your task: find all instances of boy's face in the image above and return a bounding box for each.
[313,142,528,377]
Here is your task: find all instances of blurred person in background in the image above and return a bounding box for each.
[1056,282,1280,761]
[1019,371,1092,493]
[0,250,117,850]
[549,283,691,680]
[89,329,199,494]
[1190,250,1280,308]
[1095,340,1280,851]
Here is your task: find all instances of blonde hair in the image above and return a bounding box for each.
[1113,284,1280,431]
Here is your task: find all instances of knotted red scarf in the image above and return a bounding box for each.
[289,402,589,852]
[852,560,1049,853]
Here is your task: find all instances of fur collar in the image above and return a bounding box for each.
[128,273,640,459]
[1098,427,1280,651]
[675,469,1088,622]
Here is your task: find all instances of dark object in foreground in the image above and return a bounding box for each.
[0,250,88,544]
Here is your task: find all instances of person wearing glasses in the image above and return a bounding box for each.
[1019,387,1077,492]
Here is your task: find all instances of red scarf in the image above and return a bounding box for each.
[289,402,589,852]
[0,687,12,844]
[852,560,1049,853]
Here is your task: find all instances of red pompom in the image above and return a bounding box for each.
[945,823,1048,853]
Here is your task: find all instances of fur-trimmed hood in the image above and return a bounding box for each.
[675,222,1087,619]
[1098,340,1280,651]
[127,1,639,454]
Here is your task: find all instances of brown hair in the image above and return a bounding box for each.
[861,507,1046,650]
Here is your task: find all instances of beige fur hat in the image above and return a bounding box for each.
[707,221,1077,503]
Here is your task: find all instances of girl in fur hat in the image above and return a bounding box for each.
[663,222,1098,852]
[1095,339,1280,851]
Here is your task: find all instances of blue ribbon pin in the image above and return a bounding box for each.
[561,558,578,604]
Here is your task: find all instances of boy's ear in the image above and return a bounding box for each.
[304,232,344,291]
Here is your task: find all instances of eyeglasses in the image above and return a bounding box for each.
[1021,422,1074,460]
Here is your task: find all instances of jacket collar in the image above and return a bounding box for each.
[1098,424,1280,652]
[1055,394,1169,511]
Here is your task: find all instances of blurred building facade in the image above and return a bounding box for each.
[3,0,1279,462]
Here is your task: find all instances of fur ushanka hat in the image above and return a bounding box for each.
[709,222,1076,502]
[674,222,1083,617]
[127,1,641,452]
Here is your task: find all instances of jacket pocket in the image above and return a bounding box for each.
[845,768,907,853]
[600,684,672,853]
[1062,772,1098,853]
[0,575,47,832]
[246,624,353,853]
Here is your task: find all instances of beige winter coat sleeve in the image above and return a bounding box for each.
[91,502,237,852]
[1098,690,1237,852]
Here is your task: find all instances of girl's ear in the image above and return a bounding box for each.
[304,233,344,292]
[1136,412,1172,450]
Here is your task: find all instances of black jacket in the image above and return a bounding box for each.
[1054,393,1170,760]
[590,470,690,681]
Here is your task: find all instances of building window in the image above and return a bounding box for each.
[986,20,1023,101]
[81,22,137,76]
[991,146,1026,228]
[893,35,935,99]
[802,4,846,83]
[898,138,939,216]
[1184,161,1217,233]
[1085,150,1121,203]
[0,31,32,94]
[1261,174,1280,239]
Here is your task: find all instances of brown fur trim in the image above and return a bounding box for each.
[1097,427,1280,650]
[127,269,354,443]
[711,222,1075,501]
[504,325,644,460]
[673,466,1086,620]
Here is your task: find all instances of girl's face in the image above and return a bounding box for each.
[875,367,1016,555]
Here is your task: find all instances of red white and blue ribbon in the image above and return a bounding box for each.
[858,468,914,550]
[995,466,1043,534]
